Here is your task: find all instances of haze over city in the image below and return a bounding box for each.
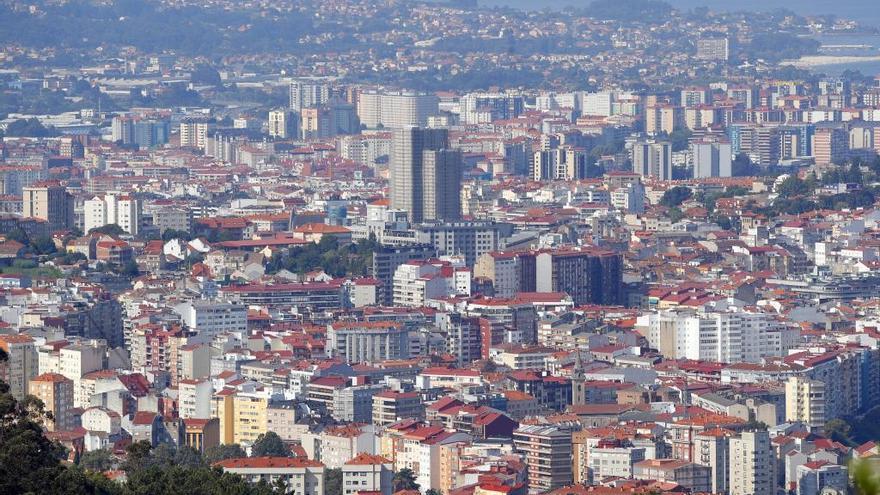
[0,1,880,495]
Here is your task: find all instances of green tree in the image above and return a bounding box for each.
[119,260,140,277]
[30,235,57,255]
[426,489,443,495]
[668,207,685,223]
[79,448,115,472]
[393,468,420,492]
[823,418,854,446]
[0,348,112,495]
[204,444,247,465]
[88,224,126,237]
[325,467,343,495]
[777,176,813,198]
[4,118,55,137]
[250,431,290,458]
[853,458,880,495]
[122,440,154,475]
[175,446,205,468]
[732,154,762,177]
[5,228,29,245]
[660,186,692,208]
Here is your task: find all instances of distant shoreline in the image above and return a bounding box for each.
[782,55,880,67]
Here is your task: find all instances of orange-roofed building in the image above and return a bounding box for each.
[215,456,325,494]
[30,372,75,431]
[343,453,394,495]
[293,223,352,244]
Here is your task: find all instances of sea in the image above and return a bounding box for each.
[479,0,880,76]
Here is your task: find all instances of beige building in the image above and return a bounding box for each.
[513,424,574,491]
[785,376,826,428]
[22,183,74,231]
[645,105,682,135]
[0,334,38,399]
[729,430,775,495]
[29,372,75,431]
[372,391,423,427]
[216,457,325,495]
[343,453,394,495]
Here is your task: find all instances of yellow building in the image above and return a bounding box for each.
[211,389,269,445]
[785,376,826,428]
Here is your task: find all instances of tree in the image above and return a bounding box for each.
[776,176,812,198]
[325,468,343,495]
[175,446,205,468]
[122,440,154,475]
[4,118,55,137]
[732,154,762,177]
[667,207,685,224]
[393,468,420,492]
[852,458,880,495]
[88,224,126,237]
[79,448,115,472]
[250,431,290,458]
[30,235,57,255]
[823,419,854,446]
[426,489,443,495]
[119,260,140,277]
[162,229,193,242]
[5,228,29,245]
[0,349,97,495]
[660,186,692,208]
[204,444,247,465]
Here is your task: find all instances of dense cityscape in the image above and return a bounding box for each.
[1,0,880,494]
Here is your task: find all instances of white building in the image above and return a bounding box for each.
[216,457,325,495]
[84,193,142,235]
[179,119,209,150]
[173,301,248,337]
[178,379,213,419]
[343,453,394,495]
[392,261,471,307]
[729,431,775,495]
[637,309,797,364]
[59,342,105,408]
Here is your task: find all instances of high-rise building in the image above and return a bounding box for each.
[437,312,481,366]
[0,334,38,400]
[327,321,410,364]
[29,372,75,431]
[268,109,298,139]
[372,244,437,306]
[459,92,525,124]
[112,115,170,148]
[357,91,440,128]
[513,424,575,491]
[645,105,683,134]
[581,91,615,117]
[179,118,210,150]
[422,148,463,221]
[84,193,142,235]
[681,87,710,107]
[729,431,774,495]
[631,141,672,181]
[534,248,623,306]
[785,376,827,428]
[390,128,461,223]
[696,37,730,61]
[812,126,848,165]
[694,430,732,495]
[533,146,589,181]
[22,182,74,231]
[289,80,330,112]
[692,141,733,178]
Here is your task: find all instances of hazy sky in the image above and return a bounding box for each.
[483,0,880,27]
